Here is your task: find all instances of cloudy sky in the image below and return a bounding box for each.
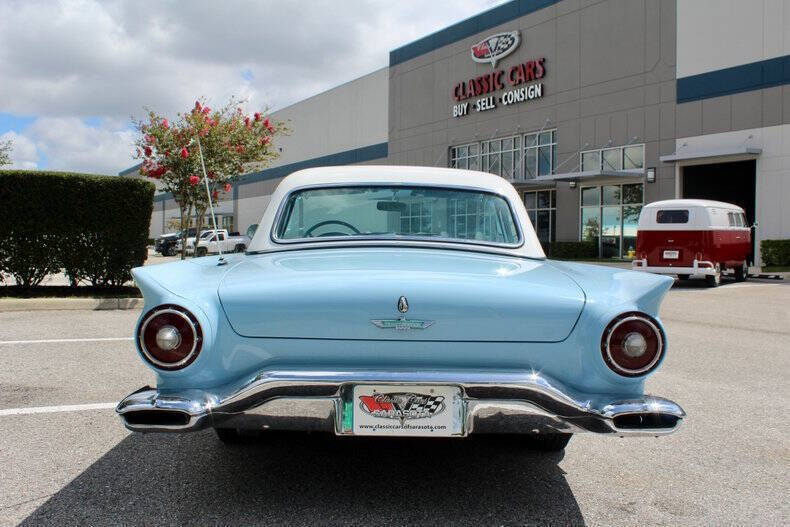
[0,0,507,174]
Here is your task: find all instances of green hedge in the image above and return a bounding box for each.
[0,170,155,287]
[760,239,790,267]
[544,241,598,259]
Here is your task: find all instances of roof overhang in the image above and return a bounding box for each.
[507,178,556,187]
[660,146,762,163]
[532,168,644,183]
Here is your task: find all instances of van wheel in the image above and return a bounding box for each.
[677,274,690,281]
[234,244,246,253]
[705,264,721,287]
[734,262,748,282]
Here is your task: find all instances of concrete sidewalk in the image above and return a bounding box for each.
[0,297,143,312]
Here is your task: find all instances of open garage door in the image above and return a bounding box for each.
[682,160,756,262]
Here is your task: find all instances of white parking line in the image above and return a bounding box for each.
[0,337,133,345]
[0,402,118,416]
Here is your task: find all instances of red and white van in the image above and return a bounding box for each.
[631,199,751,287]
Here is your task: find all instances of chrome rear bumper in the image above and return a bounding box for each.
[632,258,716,277]
[116,370,685,437]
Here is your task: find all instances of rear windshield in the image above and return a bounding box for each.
[275,186,520,246]
[656,210,689,224]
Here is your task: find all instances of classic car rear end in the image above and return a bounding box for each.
[118,166,684,451]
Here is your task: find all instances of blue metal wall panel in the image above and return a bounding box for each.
[153,142,389,204]
[677,55,790,103]
[238,142,388,185]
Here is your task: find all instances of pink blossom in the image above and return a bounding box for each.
[180,147,189,158]
[224,183,232,192]
[189,175,199,185]
[162,118,169,129]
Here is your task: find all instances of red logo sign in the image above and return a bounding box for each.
[471,31,520,68]
[358,392,446,420]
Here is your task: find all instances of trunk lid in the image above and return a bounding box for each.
[218,248,585,342]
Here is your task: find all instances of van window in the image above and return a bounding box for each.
[728,212,746,227]
[656,210,689,224]
[740,213,748,227]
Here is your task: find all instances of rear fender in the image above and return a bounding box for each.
[549,261,674,388]
[131,256,244,386]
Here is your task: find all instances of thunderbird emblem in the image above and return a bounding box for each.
[397,296,409,313]
[373,295,433,330]
[371,318,434,330]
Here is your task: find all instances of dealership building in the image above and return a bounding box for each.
[124,0,790,264]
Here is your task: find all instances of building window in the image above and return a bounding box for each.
[523,130,556,179]
[524,189,556,245]
[399,200,434,235]
[481,136,521,179]
[579,183,644,258]
[580,144,645,172]
[450,143,479,170]
[221,216,234,231]
[449,198,496,240]
[448,129,556,181]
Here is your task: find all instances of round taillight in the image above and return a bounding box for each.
[138,305,202,370]
[601,312,664,377]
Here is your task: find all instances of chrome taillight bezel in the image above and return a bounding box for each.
[137,304,202,370]
[601,312,664,377]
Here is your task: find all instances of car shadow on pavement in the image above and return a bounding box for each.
[20,430,585,526]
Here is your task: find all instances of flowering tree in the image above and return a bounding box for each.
[134,97,286,258]
[0,138,12,167]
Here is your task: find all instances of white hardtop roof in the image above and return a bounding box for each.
[247,165,544,258]
[274,165,519,194]
[643,199,745,211]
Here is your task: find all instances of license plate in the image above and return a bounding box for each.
[351,384,463,437]
[663,250,679,259]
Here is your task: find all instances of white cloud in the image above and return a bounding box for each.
[27,118,137,174]
[1,131,39,169]
[0,0,509,173]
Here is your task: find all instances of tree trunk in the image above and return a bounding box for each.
[179,199,193,261]
[193,206,206,258]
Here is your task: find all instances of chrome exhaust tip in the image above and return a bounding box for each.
[612,412,682,431]
[122,409,192,428]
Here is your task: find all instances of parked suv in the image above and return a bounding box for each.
[154,228,197,256]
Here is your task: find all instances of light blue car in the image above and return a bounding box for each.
[117,166,684,451]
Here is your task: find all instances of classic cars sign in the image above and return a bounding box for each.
[452,30,546,118]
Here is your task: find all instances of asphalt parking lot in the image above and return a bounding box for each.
[1,278,788,526]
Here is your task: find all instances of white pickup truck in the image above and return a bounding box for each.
[194,229,250,256]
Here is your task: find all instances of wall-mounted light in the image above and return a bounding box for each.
[569,181,577,189]
[646,167,656,183]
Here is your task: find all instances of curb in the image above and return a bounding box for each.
[0,297,143,312]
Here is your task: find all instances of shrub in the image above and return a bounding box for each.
[760,239,790,267]
[0,170,155,287]
[545,241,598,259]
